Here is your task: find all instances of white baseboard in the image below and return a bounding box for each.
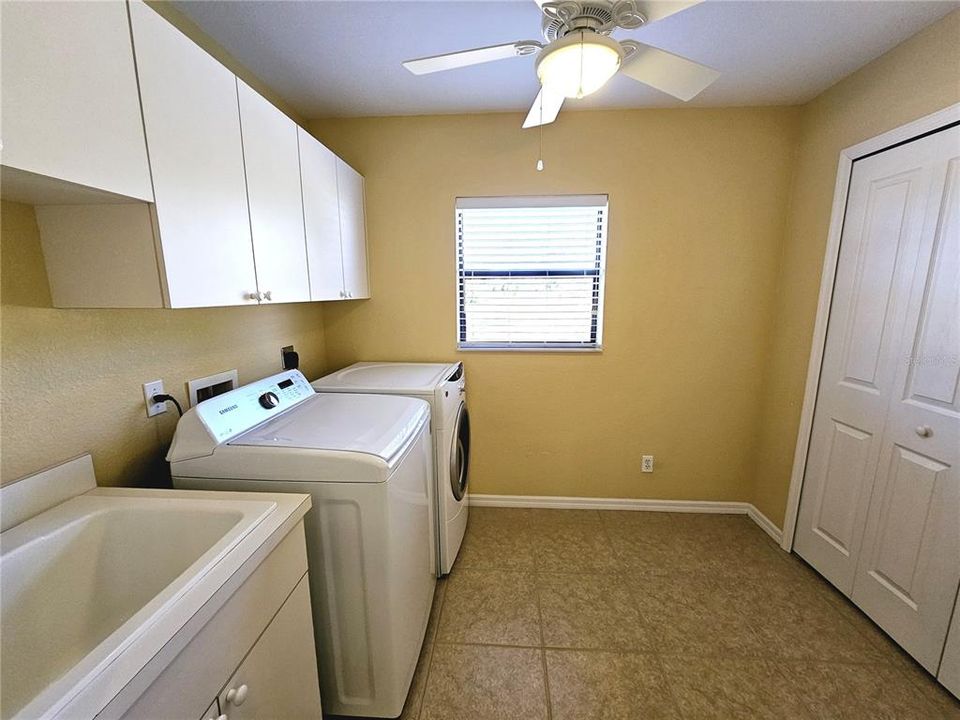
[469,494,784,546]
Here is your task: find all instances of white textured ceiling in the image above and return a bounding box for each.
[172,0,958,118]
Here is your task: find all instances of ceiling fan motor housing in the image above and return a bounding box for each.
[541,0,647,42]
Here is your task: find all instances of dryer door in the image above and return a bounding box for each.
[449,402,470,501]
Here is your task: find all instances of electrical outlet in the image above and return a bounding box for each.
[641,455,654,473]
[143,379,166,417]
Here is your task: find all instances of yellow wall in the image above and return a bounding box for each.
[751,10,960,526]
[0,201,327,486]
[310,107,800,502]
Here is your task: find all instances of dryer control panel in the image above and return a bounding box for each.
[195,369,315,444]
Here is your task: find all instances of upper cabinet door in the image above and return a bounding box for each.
[336,159,370,299]
[238,81,310,304]
[0,0,152,200]
[299,128,345,301]
[129,0,257,308]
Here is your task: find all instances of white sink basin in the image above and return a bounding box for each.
[1,492,277,720]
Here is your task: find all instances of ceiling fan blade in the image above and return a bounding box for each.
[634,1,704,25]
[522,86,564,129]
[619,42,719,101]
[403,41,541,75]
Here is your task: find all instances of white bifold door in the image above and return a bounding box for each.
[795,124,960,675]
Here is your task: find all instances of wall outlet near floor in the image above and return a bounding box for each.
[143,379,166,417]
[641,455,655,473]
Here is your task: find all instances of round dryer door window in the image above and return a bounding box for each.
[450,403,470,501]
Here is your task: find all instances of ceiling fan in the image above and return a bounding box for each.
[402,0,719,129]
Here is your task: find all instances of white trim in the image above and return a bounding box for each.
[456,194,608,209]
[780,102,960,553]
[469,494,783,545]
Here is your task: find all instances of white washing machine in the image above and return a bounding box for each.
[312,362,469,576]
[167,370,436,718]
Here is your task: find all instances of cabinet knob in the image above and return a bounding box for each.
[262,290,272,301]
[338,290,345,298]
[915,425,933,438]
[225,683,249,706]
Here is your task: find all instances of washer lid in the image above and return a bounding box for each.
[312,362,459,394]
[229,393,430,464]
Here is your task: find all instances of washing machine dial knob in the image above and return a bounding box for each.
[259,391,280,409]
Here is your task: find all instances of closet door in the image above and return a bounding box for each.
[793,131,943,593]
[129,0,257,308]
[237,80,310,304]
[849,127,960,673]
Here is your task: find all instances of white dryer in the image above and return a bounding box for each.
[312,362,469,576]
[167,370,435,718]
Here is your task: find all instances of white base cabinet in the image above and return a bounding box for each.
[114,523,322,720]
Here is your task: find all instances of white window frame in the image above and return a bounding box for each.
[455,194,608,352]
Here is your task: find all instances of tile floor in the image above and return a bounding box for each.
[398,508,959,719]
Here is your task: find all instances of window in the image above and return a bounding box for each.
[456,195,608,350]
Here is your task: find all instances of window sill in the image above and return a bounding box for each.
[456,345,604,354]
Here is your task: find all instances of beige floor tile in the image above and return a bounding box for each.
[424,577,447,645]
[660,655,814,719]
[789,661,959,720]
[603,511,794,577]
[546,650,679,720]
[630,572,768,658]
[455,520,537,572]
[537,573,655,651]
[420,644,547,720]
[897,660,960,718]
[436,569,540,646]
[526,508,602,527]
[398,639,434,720]
[532,523,620,573]
[744,578,892,664]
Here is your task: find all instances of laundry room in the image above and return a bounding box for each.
[1,1,958,719]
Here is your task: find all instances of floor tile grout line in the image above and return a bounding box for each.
[533,574,553,720]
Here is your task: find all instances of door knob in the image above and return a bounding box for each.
[915,425,933,438]
[225,684,248,706]
[246,291,261,301]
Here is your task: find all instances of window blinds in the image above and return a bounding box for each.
[456,195,608,350]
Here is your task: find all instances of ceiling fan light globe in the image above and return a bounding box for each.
[535,31,623,99]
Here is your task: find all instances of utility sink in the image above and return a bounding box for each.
[0,486,291,720]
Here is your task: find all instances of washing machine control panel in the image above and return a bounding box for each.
[195,370,315,444]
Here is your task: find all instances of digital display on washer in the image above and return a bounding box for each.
[278,379,294,390]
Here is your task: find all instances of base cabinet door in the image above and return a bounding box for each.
[218,577,322,719]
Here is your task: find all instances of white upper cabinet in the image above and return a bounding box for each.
[0,0,153,200]
[238,81,311,304]
[129,0,258,308]
[299,128,346,300]
[336,159,370,299]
